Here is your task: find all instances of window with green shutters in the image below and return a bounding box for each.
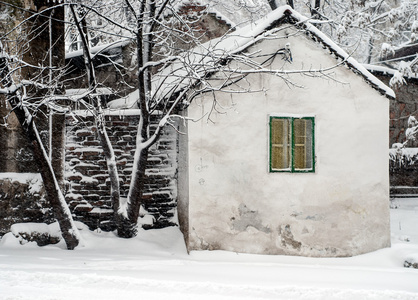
[269,116,315,173]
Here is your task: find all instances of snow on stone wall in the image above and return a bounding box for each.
[389,147,418,188]
[65,110,178,231]
[374,75,418,148]
[0,173,54,237]
[368,73,418,192]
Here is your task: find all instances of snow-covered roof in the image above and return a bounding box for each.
[109,5,394,109]
[363,64,399,76]
[175,1,237,28]
[263,7,394,99]
[66,87,114,95]
[65,39,130,60]
[364,64,418,80]
[206,7,236,28]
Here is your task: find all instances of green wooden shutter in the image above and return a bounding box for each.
[293,118,313,171]
[270,116,314,173]
[270,118,291,170]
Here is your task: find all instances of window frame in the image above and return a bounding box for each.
[269,115,315,173]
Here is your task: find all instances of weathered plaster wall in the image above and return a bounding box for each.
[177,110,189,246]
[186,27,390,257]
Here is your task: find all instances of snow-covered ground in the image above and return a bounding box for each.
[1,199,418,300]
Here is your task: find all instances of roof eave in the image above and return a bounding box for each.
[250,6,396,100]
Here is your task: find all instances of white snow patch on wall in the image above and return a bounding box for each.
[0,173,43,193]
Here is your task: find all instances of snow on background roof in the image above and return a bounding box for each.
[364,64,402,76]
[108,5,395,110]
[178,0,269,28]
[206,6,236,28]
[174,0,237,28]
[364,63,418,80]
[65,39,131,60]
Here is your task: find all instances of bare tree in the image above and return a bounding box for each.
[2,0,348,243]
[268,0,278,10]
[310,0,321,18]
[117,0,193,237]
[68,3,122,224]
[0,1,81,249]
[63,0,239,237]
[316,0,418,65]
[93,1,351,238]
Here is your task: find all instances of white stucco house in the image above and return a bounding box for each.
[175,6,394,257]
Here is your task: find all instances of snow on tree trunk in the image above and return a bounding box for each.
[29,121,81,250]
[1,39,81,249]
[117,144,149,238]
[0,74,80,250]
[69,4,121,217]
[97,114,121,220]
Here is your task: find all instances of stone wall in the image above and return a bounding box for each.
[374,74,418,147]
[373,74,418,192]
[0,174,54,237]
[65,110,178,231]
[389,147,418,193]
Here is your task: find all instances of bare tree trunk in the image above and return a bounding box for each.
[117,143,149,238]
[311,0,321,18]
[116,28,150,236]
[367,36,374,64]
[97,116,121,219]
[28,120,81,250]
[0,55,81,250]
[70,4,121,218]
[117,0,154,237]
[268,0,277,10]
[1,2,81,249]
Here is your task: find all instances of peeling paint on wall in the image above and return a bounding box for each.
[278,224,302,251]
[231,204,271,234]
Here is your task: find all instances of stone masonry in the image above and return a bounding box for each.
[65,110,178,231]
[373,74,418,148]
[0,174,54,237]
[373,73,418,195]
